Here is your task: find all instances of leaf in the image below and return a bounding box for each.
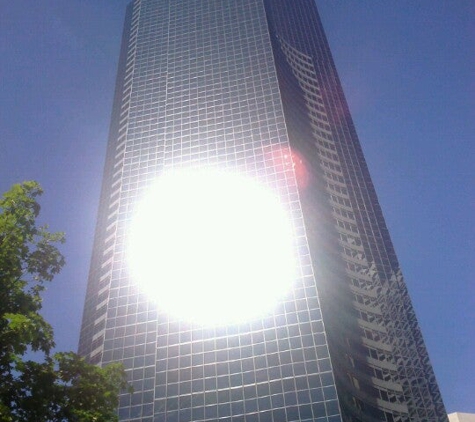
[0,182,129,420]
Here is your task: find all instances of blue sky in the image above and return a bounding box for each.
[1,0,473,414]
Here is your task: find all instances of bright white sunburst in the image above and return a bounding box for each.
[128,168,296,325]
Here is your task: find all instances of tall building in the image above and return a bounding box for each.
[79,1,447,421]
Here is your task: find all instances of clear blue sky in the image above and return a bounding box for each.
[1,0,473,414]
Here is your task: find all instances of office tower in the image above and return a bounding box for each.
[78,1,447,421]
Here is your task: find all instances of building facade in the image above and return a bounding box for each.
[79,1,447,421]
[449,414,475,422]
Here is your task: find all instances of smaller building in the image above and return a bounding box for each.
[449,413,475,422]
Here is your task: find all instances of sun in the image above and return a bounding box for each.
[128,168,296,325]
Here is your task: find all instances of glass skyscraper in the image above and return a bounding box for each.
[79,1,447,421]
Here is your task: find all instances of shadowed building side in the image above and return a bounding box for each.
[263,1,447,421]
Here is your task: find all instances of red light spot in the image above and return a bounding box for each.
[264,145,310,191]
[291,149,310,190]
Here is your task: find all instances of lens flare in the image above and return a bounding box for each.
[128,168,296,325]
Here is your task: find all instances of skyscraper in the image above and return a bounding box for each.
[78,1,447,421]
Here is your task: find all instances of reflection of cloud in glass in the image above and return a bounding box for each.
[129,168,296,325]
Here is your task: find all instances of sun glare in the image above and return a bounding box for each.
[128,168,296,325]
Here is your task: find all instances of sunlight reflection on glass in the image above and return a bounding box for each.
[128,168,296,325]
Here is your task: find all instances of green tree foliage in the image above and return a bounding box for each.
[0,181,128,421]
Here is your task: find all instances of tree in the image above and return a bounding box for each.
[0,181,128,421]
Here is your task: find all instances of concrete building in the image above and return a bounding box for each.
[449,413,475,422]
